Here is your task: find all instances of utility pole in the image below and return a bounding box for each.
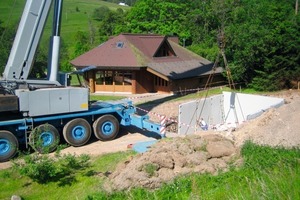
[296,0,299,15]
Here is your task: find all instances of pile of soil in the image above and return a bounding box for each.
[106,134,242,190]
[231,90,300,148]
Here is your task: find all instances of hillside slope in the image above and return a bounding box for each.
[0,0,130,46]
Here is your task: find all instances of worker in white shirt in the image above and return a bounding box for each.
[200,118,208,130]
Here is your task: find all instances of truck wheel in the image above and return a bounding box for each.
[0,130,19,162]
[63,118,91,147]
[93,115,119,141]
[29,124,60,153]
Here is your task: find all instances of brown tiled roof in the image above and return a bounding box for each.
[70,33,223,80]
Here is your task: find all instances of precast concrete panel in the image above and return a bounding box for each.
[178,100,198,135]
[222,92,284,126]
[178,94,224,135]
[222,92,245,126]
[209,94,224,126]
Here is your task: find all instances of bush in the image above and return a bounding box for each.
[13,152,90,184]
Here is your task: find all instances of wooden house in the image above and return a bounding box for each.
[70,33,224,94]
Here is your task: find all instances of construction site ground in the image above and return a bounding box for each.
[0,89,299,189]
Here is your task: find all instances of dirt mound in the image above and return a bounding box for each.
[231,90,300,148]
[107,134,242,190]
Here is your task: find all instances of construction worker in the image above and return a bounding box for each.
[200,118,208,131]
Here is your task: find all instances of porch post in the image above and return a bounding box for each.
[88,70,95,93]
[131,71,136,94]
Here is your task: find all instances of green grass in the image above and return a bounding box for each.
[0,151,134,200]
[0,1,25,25]
[174,86,231,101]
[0,0,130,47]
[175,86,275,102]
[1,142,299,199]
[89,94,126,101]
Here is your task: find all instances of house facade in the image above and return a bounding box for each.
[71,33,224,94]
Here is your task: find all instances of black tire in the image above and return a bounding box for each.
[29,124,60,153]
[0,130,19,162]
[63,118,91,147]
[93,115,119,141]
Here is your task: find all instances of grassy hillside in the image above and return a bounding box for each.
[0,0,130,46]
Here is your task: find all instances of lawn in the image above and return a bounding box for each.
[0,151,135,200]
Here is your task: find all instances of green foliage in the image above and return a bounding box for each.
[241,140,300,170]
[125,0,190,38]
[142,163,159,177]
[89,94,126,101]
[0,20,16,74]
[0,151,134,199]
[187,43,219,62]
[16,154,59,184]
[13,153,90,184]
[92,6,110,21]
[225,0,300,90]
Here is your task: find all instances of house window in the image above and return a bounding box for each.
[95,71,113,85]
[114,71,123,85]
[95,70,132,85]
[154,76,168,87]
[95,71,104,84]
[154,42,176,57]
[105,71,113,85]
[123,71,132,85]
[116,42,124,48]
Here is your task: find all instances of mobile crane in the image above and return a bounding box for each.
[0,0,162,162]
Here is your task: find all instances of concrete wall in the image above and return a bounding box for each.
[178,92,284,135]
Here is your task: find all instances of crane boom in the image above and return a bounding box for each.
[3,0,52,80]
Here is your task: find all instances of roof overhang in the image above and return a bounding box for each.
[74,65,147,71]
[146,67,170,81]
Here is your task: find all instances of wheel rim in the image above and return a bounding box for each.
[0,139,10,156]
[40,132,54,146]
[101,121,114,136]
[72,125,86,139]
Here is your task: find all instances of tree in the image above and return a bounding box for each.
[226,0,300,90]
[125,0,190,40]
[97,8,126,43]
[92,6,110,21]
[72,31,90,58]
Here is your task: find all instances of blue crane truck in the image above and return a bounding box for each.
[0,0,161,162]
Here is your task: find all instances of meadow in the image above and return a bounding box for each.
[0,0,130,47]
